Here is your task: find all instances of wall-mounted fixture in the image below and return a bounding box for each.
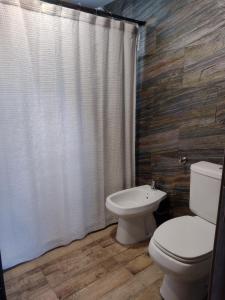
[179,156,188,166]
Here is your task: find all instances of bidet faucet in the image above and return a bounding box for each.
[151,180,156,190]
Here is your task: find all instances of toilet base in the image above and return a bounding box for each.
[160,275,208,300]
[116,213,156,245]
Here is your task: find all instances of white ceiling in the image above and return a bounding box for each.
[66,0,113,8]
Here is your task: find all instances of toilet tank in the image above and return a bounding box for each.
[190,161,222,224]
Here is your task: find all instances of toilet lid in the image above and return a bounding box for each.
[152,216,215,263]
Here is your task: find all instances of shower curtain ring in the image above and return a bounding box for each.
[104,8,113,21]
[58,0,63,15]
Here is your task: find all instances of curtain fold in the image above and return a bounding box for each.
[0,0,137,269]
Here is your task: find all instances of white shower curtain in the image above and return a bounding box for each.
[0,0,137,269]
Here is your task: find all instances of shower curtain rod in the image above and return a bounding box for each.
[42,0,146,26]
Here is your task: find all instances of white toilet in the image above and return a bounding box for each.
[149,161,222,300]
[106,185,166,244]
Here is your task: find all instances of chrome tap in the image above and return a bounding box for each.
[151,180,156,190]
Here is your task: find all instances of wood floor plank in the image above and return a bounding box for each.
[41,247,99,286]
[99,276,146,300]
[53,265,107,299]
[103,241,128,255]
[126,254,153,275]
[134,278,163,300]
[114,244,148,265]
[42,246,109,288]
[21,285,58,300]
[100,256,122,272]
[72,268,133,300]
[134,264,163,287]
[5,269,47,297]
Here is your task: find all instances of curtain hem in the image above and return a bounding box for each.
[3,218,118,270]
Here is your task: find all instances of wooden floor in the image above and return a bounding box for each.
[4,225,163,300]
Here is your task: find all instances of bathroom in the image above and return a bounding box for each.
[0,0,225,299]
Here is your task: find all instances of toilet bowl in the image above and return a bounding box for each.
[106,185,166,244]
[149,216,215,300]
[149,161,222,300]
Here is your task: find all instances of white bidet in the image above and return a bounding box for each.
[106,185,166,245]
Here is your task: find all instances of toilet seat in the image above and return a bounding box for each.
[152,216,215,264]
